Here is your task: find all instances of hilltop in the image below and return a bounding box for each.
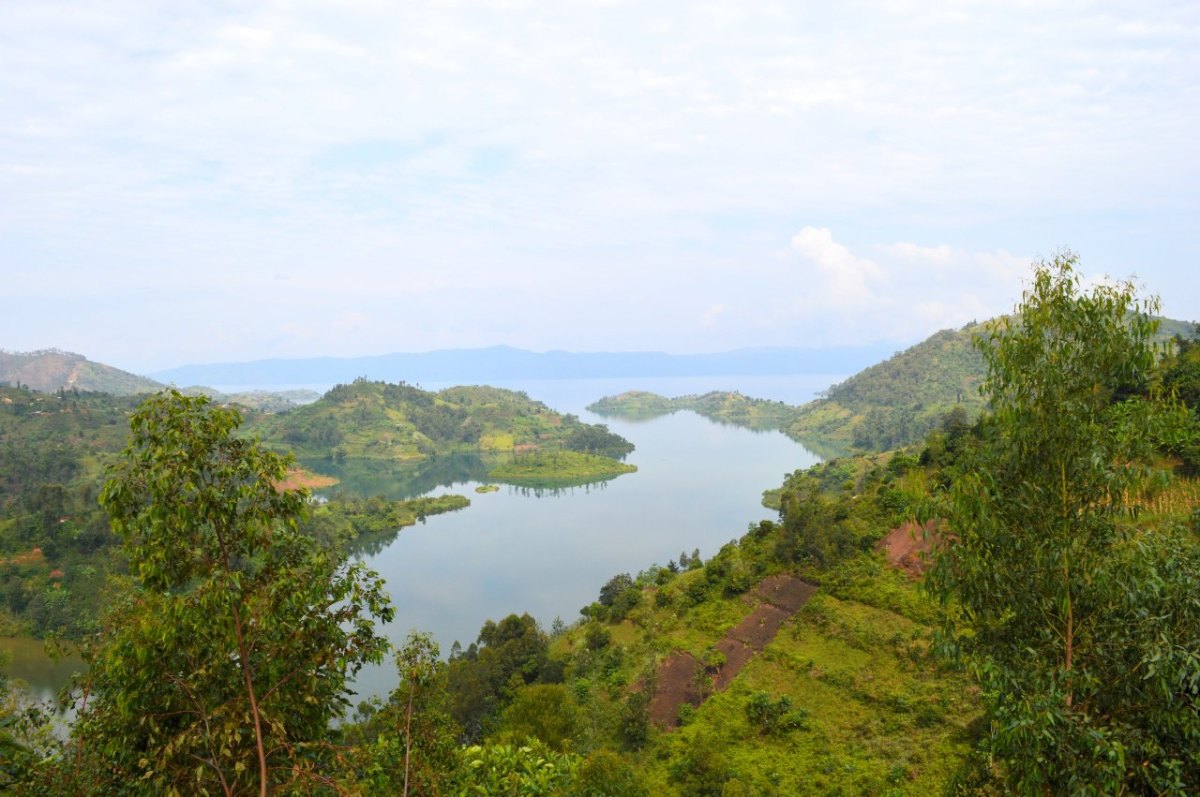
[0,349,163,395]
[248,378,635,465]
[589,390,799,431]
[592,315,1200,454]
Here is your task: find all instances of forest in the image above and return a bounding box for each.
[1,255,1199,794]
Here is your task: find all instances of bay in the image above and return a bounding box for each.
[327,375,831,703]
[2,374,835,711]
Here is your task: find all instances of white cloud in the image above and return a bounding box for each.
[763,229,1033,346]
[790,227,886,305]
[1,1,1198,368]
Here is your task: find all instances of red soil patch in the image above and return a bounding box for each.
[274,468,339,492]
[712,638,755,691]
[877,520,942,578]
[649,652,703,729]
[752,574,818,611]
[650,574,818,730]
[728,604,790,649]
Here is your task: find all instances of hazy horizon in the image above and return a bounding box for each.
[4,2,1198,372]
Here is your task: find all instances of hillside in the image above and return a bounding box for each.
[593,316,1200,454]
[0,349,162,395]
[248,378,635,464]
[587,327,987,452]
[784,323,988,451]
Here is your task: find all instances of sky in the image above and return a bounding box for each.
[2,1,1198,374]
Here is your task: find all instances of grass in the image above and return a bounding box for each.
[629,587,979,795]
[488,449,636,486]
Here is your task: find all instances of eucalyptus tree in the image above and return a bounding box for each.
[928,255,1200,794]
[60,391,393,796]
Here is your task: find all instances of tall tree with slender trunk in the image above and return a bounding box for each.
[928,254,1200,794]
[57,391,393,795]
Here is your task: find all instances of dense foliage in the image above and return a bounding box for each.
[48,392,394,795]
[3,262,1198,794]
[927,255,1200,794]
[250,379,634,464]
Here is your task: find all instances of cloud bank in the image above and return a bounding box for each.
[1,1,1197,369]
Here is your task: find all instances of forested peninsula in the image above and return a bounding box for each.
[591,314,1200,455]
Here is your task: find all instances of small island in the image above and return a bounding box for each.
[488,449,637,486]
[589,389,798,430]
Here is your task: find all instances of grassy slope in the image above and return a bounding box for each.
[0,350,163,395]
[549,552,978,795]
[637,590,977,795]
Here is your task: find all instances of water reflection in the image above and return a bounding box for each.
[303,453,493,501]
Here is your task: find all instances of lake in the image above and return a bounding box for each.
[318,375,830,703]
[1,374,834,711]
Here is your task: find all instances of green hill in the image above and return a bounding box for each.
[589,390,800,431]
[0,349,162,395]
[587,326,990,452]
[593,316,1200,455]
[785,324,988,451]
[249,378,635,464]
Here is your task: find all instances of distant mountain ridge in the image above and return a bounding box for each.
[150,343,897,388]
[0,349,163,395]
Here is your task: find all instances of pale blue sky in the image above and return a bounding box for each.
[3,1,1197,372]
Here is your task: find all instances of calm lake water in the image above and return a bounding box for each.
[2,374,834,710]
[322,375,831,702]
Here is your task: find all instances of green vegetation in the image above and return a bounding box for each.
[5,258,1199,794]
[0,387,140,637]
[250,379,634,468]
[926,255,1200,793]
[587,390,676,419]
[303,493,471,548]
[54,391,393,795]
[589,390,799,431]
[489,450,637,486]
[179,385,320,412]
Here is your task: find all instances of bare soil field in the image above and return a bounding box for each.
[876,520,940,578]
[650,573,818,728]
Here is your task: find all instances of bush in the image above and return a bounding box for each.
[744,691,808,735]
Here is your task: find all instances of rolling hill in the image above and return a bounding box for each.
[0,349,163,395]
[247,378,634,464]
[591,316,1200,454]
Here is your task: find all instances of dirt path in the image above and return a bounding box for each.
[648,573,817,729]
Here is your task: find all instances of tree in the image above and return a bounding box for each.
[352,632,460,797]
[63,391,393,795]
[927,255,1200,793]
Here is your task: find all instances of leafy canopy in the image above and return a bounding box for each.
[928,254,1200,794]
[58,391,393,796]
